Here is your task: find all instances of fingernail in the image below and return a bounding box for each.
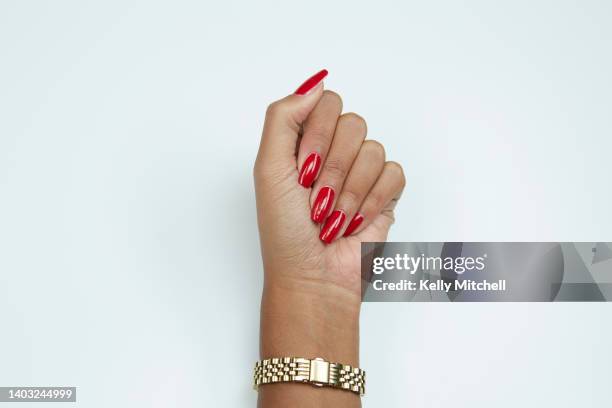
[320,210,346,244]
[298,152,322,188]
[294,69,328,95]
[343,212,364,237]
[311,186,335,223]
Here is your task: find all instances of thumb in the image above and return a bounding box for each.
[257,70,328,166]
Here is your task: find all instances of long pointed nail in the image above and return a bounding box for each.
[298,152,321,188]
[311,186,335,223]
[320,210,346,244]
[343,212,364,237]
[294,69,328,95]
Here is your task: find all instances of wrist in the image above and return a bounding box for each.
[260,278,361,366]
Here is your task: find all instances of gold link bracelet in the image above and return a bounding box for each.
[253,357,365,396]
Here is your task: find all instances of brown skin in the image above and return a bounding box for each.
[254,82,405,407]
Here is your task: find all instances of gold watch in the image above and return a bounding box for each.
[253,357,366,396]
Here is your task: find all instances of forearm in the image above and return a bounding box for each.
[258,280,361,408]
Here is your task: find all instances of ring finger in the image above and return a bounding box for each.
[319,140,385,243]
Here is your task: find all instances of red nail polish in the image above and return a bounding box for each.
[298,152,321,188]
[320,210,346,244]
[311,186,335,223]
[294,69,328,95]
[343,212,364,237]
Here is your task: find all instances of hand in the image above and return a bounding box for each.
[254,70,405,407]
[254,70,405,303]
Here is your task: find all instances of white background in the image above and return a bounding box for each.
[1,1,611,407]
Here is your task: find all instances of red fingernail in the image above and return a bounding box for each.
[320,210,346,244]
[343,212,364,237]
[294,69,328,95]
[298,152,321,188]
[311,186,335,223]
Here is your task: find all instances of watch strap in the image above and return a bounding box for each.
[253,357,365,396]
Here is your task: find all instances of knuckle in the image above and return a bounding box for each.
[339,189,361,210]
[363,193,385,215]
[265,100,288,119]
[322,90,343,111]
[363,140,386,161]
[370,194,386,210]
[323,157,348,180]
[382,209,396,224]
[386,161,406,187]
[339,112,367,134]
[305,124,331,144]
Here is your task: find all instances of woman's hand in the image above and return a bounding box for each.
[255,70,405,302]
[254,70,405,407]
